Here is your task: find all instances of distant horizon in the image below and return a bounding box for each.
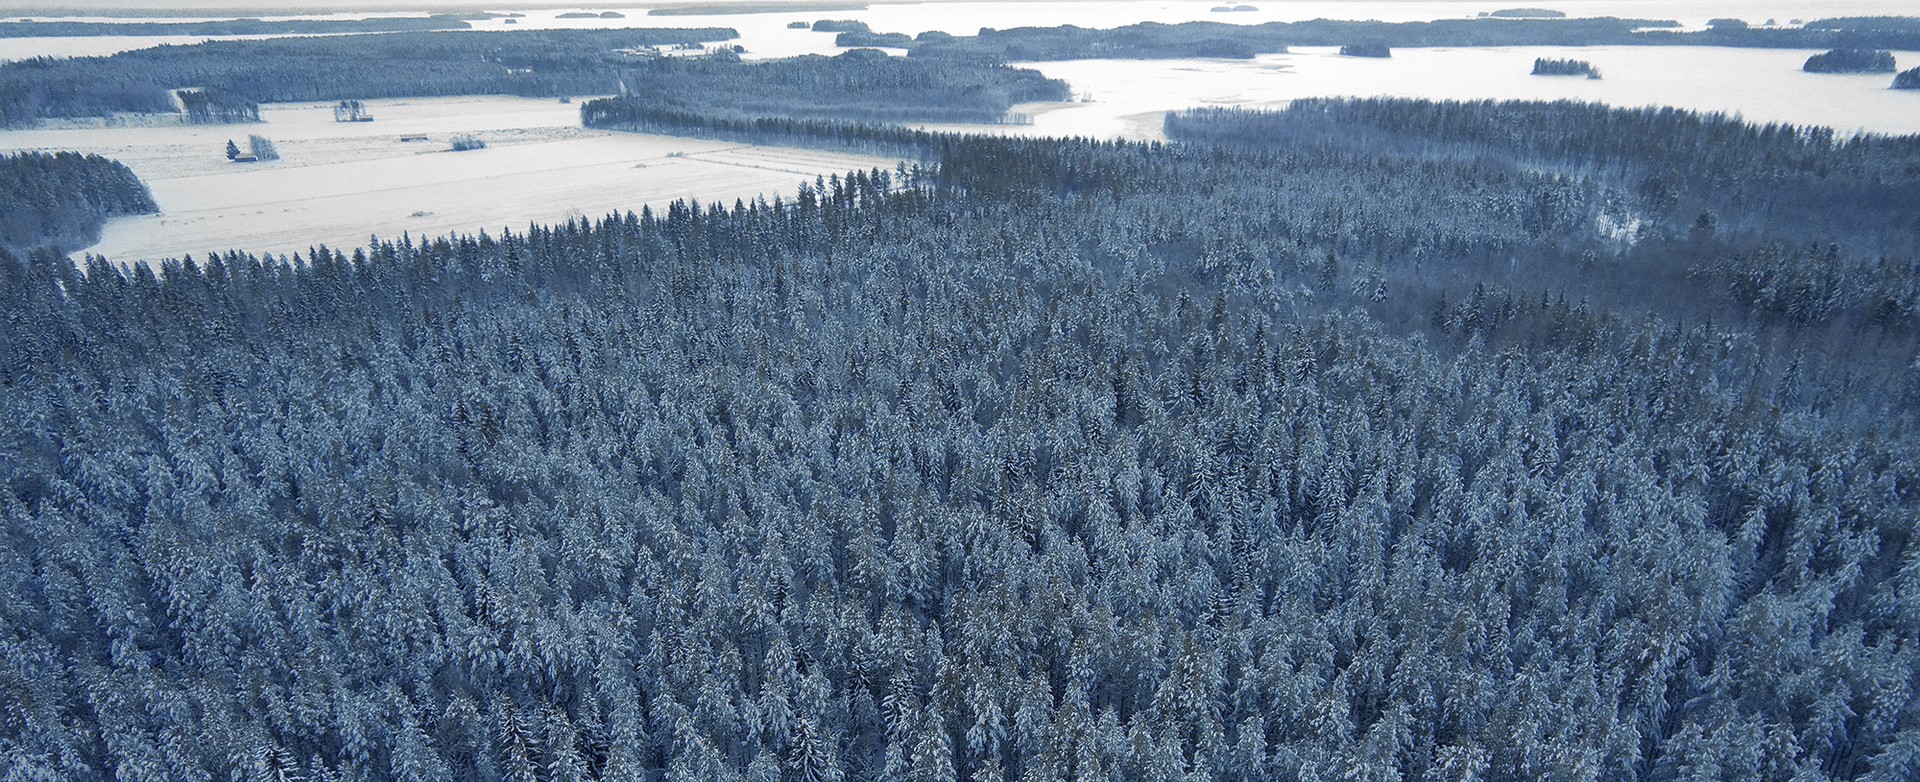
[18,0,1920,17]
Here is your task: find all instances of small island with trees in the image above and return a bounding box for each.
[1532,57,1601,78]
[1339,44,1391,58]
[1895,66,1920,89]
[1487,8,1566,18]
[810,19,870,32]
[1802,48,1897,73]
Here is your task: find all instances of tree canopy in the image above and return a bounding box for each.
[4,98,1918,781]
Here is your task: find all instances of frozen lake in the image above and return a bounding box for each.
[0,97,894,264]
[18,1,1920,30]
[1001,45,1920,141]
[11,1,1920,63]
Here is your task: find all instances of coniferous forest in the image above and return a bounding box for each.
[608,50,1069,124]
[3,92,1918,782]
[0,151,155,253]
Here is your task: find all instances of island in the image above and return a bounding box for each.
[1803,48,1898,73]
[1339,44,1392,58]
[1532,57,1601,78]
[1896,66,1920,89]
[557,11,627,19]
[1488,8,1567,19]
[811,19,871,32]
[837,30,914,47]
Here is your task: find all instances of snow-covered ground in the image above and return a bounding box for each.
[0,96,896,264]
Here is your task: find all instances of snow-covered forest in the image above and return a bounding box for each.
[0,151,154,252]
[3,98,1916,780]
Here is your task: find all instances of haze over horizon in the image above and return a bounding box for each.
[16,0,1920,17]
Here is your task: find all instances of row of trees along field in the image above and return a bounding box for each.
[3,97,1916,780]
[0,151,154,253]
[0,29,737,128]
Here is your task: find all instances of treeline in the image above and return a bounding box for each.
[1635,20,1920,50]
[177,87,259,125]
[0,16,473,38]
[0,28,738,127]
[878,16,1920,62]
[581,102,947,154]
[1805,16,1920,32]
[4,99,1917,781]
[1164,99,1920,245]
[602,49,1068,124]
[0,151,154,252]
[901,17,1674,61]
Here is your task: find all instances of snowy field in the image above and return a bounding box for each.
[0,96,896,264]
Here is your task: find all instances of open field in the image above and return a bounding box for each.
[0,95,895,263]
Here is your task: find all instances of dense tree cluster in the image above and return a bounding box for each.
[875,17,1920,63]
[810,20,872,33]
[4,98,1918,781]
[1530,58,1600,78]
[1803,49,1898,74]
[0,151,155,253]
[1895,67,1920,90]
[1338,45,1391,58]
[0,29,738,128]
[1163,99,1920,248]
[177,88,260,125]
[835,31,916,49]
[603,50,1068,124]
